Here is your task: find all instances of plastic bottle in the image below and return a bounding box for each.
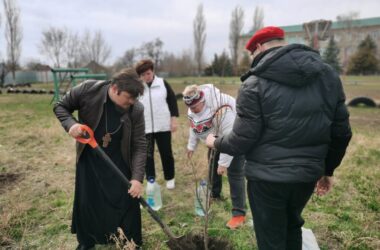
[194,180,207,216]
[146,178,162,211]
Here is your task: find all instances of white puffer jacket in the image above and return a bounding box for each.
[139,76,171,133]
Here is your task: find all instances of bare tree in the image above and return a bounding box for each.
[336,11,359,24]
[25,59,45,70]
[252,6,264,33]
[229,6,244,75]
[39,27,68,68]
[152,38,164,69]
[0,62,7,88]
[160,49,195,76]
[138,42,152,58]
[0,14,6,87]
[65,31,81,68]
[114,48,137,72]
[193,4,206,76]
[80,30,112,65]
[139,38,164,69]
[3,0,22,83]
[336,11,360,71]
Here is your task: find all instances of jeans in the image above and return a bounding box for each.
[209,150,246,216]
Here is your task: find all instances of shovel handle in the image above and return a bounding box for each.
[75,124,98,148]
[74,124,179,240]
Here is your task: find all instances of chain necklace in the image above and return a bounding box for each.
[102,102,123,148]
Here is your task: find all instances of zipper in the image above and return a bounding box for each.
[148,87,155,132]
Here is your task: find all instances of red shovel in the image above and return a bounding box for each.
[75,124,181,240]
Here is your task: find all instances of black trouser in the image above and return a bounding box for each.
[145,131,175,180]
[208,149,222,197]
[247,180,315,250]
[208,149,246,216]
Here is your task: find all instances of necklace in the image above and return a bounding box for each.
[102,102,123,148]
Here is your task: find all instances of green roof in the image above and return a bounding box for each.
[242,16,380,37]
[332,16,380,29]
[281,24,303,33]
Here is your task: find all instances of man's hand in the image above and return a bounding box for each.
[68,123,85,138]
[187,150,194,159]
[217,165,227,175]
[315,176,333,196]
[206,134,216,148]
[128,180,143,198]
[171,117,178,132]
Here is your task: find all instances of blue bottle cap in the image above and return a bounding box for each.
[148,178,155,183]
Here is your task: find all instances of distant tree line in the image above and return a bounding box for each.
[320,11,379,75]
[1,0,22,86]
[0,2,268,86]
[7,2,378,86]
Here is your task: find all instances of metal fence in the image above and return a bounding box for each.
[4,71,53,85]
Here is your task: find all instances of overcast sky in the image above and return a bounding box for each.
[5,0,380,66]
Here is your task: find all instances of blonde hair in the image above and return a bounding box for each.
[182,84,199,97]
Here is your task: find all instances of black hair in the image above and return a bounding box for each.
[111,68,144,98]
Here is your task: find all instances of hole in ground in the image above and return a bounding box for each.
[167,233,234,250]
[0,237,13,247]
[0,173,22,194]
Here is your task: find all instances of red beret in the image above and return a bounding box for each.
[245,26,285,53]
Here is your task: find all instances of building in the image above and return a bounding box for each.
[239,16,380,72]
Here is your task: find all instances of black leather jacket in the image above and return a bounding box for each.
[53,80,147,182]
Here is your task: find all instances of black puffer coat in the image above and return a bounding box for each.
[215,44,352,183]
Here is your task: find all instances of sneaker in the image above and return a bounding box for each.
[166,179,175,189]
[226,215,246,230]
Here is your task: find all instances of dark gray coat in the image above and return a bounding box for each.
[215,44,352,183]
[53,80,147,182]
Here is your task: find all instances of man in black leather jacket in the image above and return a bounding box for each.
[54,68,146,250]
[206,26,352,249]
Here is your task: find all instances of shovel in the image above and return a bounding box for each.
[75,124,182,241]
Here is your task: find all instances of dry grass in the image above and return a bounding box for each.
[0,95,76,249]
[110,228,138,250]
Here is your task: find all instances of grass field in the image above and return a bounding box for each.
[0,76,379,249]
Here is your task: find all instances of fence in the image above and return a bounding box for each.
[4,71,53,85]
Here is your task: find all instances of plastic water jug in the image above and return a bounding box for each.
[302,227,320,250]
[195,180,207,216]
[146,178,162,211]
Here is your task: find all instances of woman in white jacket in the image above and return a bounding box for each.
[136,60,179,189]
[183,84,247,229]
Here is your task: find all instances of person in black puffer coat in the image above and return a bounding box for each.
[206,26,352,250]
